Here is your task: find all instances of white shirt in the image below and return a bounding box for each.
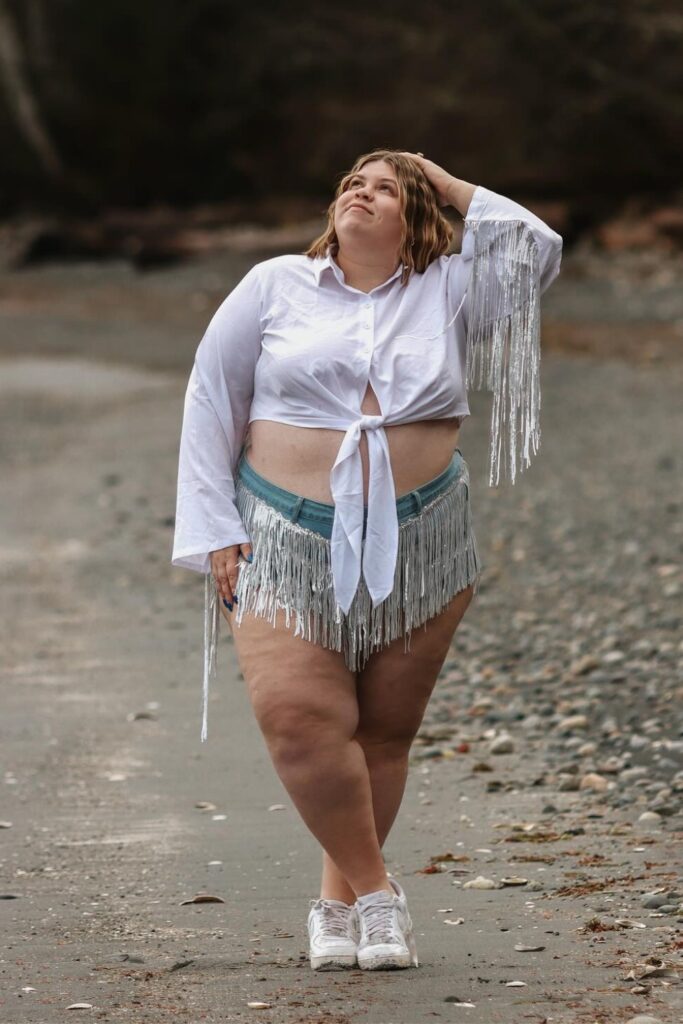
[172,184,563,613]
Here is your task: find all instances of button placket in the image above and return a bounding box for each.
[361,301,374,340]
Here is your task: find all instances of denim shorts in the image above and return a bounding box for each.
[236,447,469,540]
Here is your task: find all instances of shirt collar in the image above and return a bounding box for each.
[312,248,406,289]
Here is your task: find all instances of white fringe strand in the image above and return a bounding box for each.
[197,463,481,741]
[463,218,542,488]
[202,569,220,742]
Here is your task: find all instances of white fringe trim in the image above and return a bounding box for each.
[464,218,542,487]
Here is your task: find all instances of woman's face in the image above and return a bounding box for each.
[334,159,404,258]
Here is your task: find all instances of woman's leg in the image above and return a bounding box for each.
[320,582,477,902]
[227,605,393,899]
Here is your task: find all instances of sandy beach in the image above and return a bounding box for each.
[1,247,682,1023]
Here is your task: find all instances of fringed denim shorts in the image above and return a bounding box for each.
[200,447,482,738]
[230,447,481,669]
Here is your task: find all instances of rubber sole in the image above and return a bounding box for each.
[310,953,358,970]
[357,930,419,970]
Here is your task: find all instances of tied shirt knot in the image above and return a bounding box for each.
[329,413,398,614]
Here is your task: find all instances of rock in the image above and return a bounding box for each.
[569,655,601,676]
[637,810,662,826]
[621,766,650,782]
[580,773,609,792]
[557,774,580,791]
[415,745,445,760]
[650,802,679,817]
[642,894,669,909]
[629,734,650,749]
[489,734,514,755]
[597,756,626,774]
[555,715,589,733]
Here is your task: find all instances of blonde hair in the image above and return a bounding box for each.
[304,148,455,287]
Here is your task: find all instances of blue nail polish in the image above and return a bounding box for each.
[247,553,254,563]
[233,595,239,604]
[223,598,233,610]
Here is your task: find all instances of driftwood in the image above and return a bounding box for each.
[0,204,329,269]
[0,0,64,180]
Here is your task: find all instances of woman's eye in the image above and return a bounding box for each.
[348,180,394,193]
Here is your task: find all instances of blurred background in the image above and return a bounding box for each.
[1,0,683,364]
[2,4,682,1021]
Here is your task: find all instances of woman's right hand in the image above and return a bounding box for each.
[210,543,253,611]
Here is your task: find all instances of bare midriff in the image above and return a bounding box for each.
[245,382,462,504]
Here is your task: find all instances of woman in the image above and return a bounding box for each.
[172,149,563,971]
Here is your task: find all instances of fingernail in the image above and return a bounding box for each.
[223,598,233,610]
[233,595,239,604]
[247,553,254,563]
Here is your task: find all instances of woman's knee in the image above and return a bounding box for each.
[355,729,415,761]
[252,688,359,764]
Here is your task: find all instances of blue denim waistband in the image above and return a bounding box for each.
[236,447,466,541]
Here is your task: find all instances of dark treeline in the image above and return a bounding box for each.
[0,0,681,228]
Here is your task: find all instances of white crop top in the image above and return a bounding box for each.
[172,183,562,616]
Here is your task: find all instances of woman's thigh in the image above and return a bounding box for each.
[225,606,359,742]
[354,583,476,745]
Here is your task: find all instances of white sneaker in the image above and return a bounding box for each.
[355,877,419,970]
[307,897,360,970]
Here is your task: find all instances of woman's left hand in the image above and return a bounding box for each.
[400,152,455,207]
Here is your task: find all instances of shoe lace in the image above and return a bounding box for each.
[312,899,353,937]
[361,899,401,944]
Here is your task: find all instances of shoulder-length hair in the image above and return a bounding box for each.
[304,148,455,287]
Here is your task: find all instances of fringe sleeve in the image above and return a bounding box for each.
[461,186,563,487]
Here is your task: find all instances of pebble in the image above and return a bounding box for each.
[637,811,662,825]
[555,714,589,733]
[489,734,515,754]
[557,774,580,791]
[579,772,609,792]
[642,893,669,909]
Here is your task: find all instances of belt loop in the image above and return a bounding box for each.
[410,489,423,514]
[290,495,305,524]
